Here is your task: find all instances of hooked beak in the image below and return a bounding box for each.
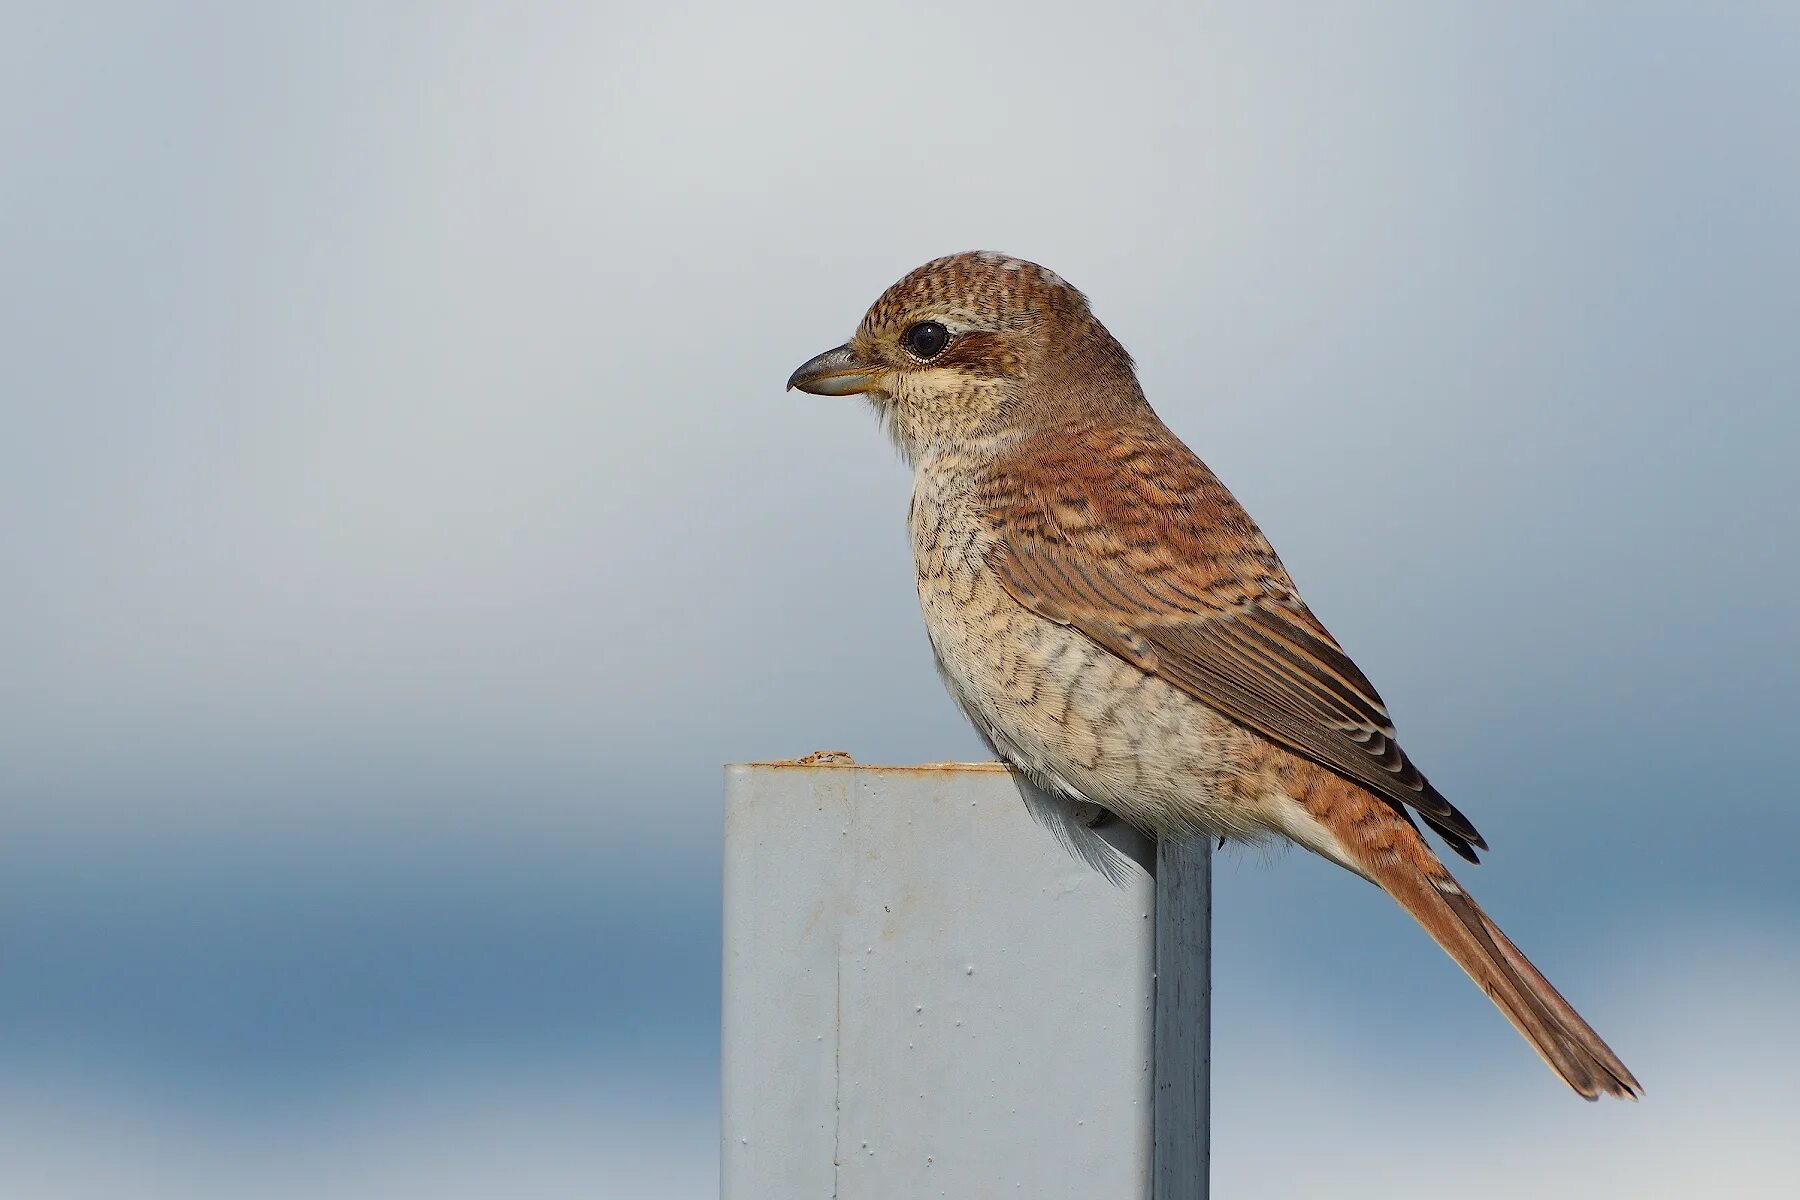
[786,343,884,396]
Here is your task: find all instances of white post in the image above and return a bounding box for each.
[721,760,1210,1199]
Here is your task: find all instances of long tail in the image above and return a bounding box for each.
[1318,785,1641,1099]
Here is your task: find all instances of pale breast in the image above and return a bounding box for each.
[907,460,1274,840]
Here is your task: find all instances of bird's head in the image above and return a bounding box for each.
[787,251,1147,463]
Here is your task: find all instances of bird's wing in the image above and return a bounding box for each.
[978,422,1486,862]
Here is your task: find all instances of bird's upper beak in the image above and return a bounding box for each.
[786,343,885,396]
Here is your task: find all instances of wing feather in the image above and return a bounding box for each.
[981,423,1487,862]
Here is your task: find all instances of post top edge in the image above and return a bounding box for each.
[725,759,1011,775]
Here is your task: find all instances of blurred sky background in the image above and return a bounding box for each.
[3,2,1798,1196]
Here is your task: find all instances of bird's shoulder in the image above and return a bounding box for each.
[972,418,1297,614]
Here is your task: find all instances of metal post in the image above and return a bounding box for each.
[1154,834,1212,1199]
[721,760,1210,1199]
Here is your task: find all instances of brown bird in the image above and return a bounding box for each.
[787,250,1640,1100]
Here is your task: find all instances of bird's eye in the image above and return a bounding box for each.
[901,320,950,360]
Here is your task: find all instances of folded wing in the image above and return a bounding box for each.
[979,422,1487,862]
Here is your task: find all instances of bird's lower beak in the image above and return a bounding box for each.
[786,344,884,396]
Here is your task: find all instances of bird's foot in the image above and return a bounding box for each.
[1071,801,1116,829]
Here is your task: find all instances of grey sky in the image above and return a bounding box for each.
[3,2,1798,1194]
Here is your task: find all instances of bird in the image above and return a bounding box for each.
[786,250,1640,1100]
